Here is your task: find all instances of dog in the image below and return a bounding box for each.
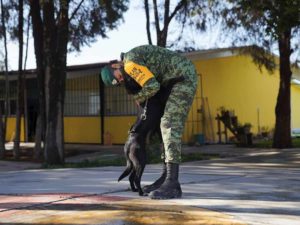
[118,77,184,196]
[118,89,165,196]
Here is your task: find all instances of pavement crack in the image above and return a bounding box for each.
[0,189,131,213]
[0,193,98,213]
[98,188,131,195]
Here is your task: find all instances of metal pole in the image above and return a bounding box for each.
[99,69,105,144]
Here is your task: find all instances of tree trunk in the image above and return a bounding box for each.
[0,108,5,159]
[272,30,292,148]
[43,0,69,165]
[23,7,30,145]
[43,0,61,164]
[0,4,4,158]
[34,114,43,159]
[44,64,65,164]
[144,0,152,45]
[158,27,168,47]
[29,0,46,160]
[158,0,170,47]
[151,0,185,47]
[0,0,10,157]
[13,0,24,159]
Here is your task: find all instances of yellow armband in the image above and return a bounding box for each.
[124,61,154,87]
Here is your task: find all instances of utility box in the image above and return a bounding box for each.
[194,134,205,145]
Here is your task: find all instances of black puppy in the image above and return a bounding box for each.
[118,77,184,196]
[118,89,165,196]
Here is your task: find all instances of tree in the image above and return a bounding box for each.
[29,0,129,164]
[29,0,45,160]
[0,83,5,158]
[174,0,214,49]
[13,0,25,159]
[0,0,10,158]
[0,0,30,159]
[0,53,5,158]
[219,0,300,148]
[143,0,188,47]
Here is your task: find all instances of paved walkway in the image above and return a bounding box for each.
[0,144,300,224]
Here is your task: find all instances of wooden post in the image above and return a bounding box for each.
[217,116,221,143]
[224,126,228,143]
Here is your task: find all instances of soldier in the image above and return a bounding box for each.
[101,45,197,199]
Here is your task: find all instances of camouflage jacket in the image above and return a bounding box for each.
[122,45,194,103]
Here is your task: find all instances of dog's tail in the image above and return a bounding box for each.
[118,160,133,182]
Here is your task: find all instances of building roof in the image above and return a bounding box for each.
[184,46,300,82]
[0,62,107,75]
[1,46,299,82]
[183,46,240,60]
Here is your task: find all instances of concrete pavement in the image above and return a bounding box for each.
[0,145,300,224]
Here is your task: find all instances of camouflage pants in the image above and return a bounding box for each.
[161,63,198,163]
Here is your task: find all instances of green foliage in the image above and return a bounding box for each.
[147,151,220,163]
[68,0,129,52]
[41,151,220,169]
[223,0,300,38]
[181,152,219,162]
[219,0,300,148]
[173,0,212,50]
[176,0,209,31]
[254,138,300,148]
[143,0,189,47]
[239,45,277,73]
[219,0,300,70]
[0,0,129,74]
[0,0,29,41]
[146,132,220,163]
[1,0,129,50]
[42,156,126,169]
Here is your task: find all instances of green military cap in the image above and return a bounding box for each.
[100,65,118,86]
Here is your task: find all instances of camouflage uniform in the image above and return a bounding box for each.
[123,45,197,163]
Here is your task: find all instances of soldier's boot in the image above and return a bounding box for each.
[149,163,182,199]
[143,162,166,194]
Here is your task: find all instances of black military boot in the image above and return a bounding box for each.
[149,163,182,199]
[143,162,167,195]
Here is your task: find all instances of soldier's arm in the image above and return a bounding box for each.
[124,61,160,103]
[133,78,160,103]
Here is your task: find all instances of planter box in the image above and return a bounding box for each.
[194,134,205,145]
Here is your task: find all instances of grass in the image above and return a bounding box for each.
[41,152,219,169]
[291,138,300,147]
[42,156,126,169]
[253,138,300,148]
[181,152,220,162]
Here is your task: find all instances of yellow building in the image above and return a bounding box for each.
[185,48,299,143]
[1,47,300,144]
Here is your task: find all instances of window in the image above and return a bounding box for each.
[104,85,138,116]
[64,74,138,116]
[0,79,17,116]
[64,74,100,116]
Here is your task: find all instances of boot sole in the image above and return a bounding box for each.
[149,190,182,200]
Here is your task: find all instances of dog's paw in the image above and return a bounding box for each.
[131,188,138,192]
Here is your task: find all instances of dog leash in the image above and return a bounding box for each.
[140,99,148,120]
